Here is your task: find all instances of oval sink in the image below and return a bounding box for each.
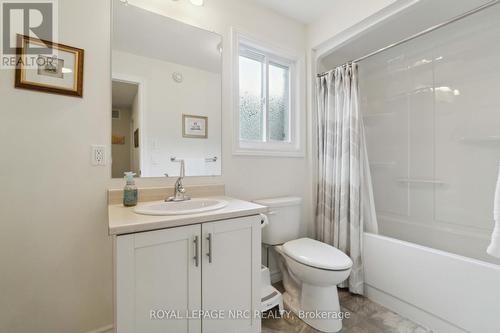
[134,198,228,216]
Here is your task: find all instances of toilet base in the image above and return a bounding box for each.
[283,284,343,333]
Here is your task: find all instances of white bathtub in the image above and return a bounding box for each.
[363,233,500,333]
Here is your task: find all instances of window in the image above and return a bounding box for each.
[233,32,303,157]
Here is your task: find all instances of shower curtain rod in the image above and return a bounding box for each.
[316,0,500,78]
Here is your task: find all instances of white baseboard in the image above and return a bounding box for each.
[85,324,113,333]
[365,285,466,333]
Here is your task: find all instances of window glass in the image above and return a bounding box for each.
[268,62,290,142]
[239,54,264,141]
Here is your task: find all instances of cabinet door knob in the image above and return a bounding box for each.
[193,236,199,267]
[206,233,213,263]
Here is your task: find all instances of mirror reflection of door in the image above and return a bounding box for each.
[111,80,140,178]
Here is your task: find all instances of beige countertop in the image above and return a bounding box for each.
[108,196,267,235]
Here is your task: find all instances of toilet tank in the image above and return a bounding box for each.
[253,197,302,245]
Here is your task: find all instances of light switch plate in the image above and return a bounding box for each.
[91,145,106,166]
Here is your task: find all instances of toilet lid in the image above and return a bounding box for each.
[283,238,353,270]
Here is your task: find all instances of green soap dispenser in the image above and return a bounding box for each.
[123,172,138,207]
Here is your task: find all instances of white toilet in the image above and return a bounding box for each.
[254,197,353,333]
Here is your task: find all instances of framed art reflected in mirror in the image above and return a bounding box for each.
[183,115,208,139]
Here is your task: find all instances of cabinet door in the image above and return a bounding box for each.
[201,215,261,333]
[116,225,202,333]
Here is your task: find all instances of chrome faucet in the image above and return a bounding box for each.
[166,159,191,202]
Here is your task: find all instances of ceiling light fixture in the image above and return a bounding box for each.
[189,0,204,6]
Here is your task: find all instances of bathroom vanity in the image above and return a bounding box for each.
[108,193,266,333]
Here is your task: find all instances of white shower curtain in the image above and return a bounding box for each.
[315,63,377,295]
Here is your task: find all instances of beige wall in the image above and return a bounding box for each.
[0,0,113,332]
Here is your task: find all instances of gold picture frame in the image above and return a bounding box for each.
[182,114,208,139]
[15,35,84,97]
[112,135,126,145]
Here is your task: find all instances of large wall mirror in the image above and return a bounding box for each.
[111,0,222,178]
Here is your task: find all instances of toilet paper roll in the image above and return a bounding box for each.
[260,213,269,229]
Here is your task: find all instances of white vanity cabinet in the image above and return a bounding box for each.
[115,215,261,333]
[201,217,261,333]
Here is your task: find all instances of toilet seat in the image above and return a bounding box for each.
[282,238,353,271]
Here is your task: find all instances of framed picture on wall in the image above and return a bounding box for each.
[15,35,84,97]
[183,114,208,139]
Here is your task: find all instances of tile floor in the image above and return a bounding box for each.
[262,284,431,333]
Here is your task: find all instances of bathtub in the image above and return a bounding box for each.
[363,233,500,333]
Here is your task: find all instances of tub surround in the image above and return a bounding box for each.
[108,195,267,235]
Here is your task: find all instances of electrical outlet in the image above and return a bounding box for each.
[91,145,106,166]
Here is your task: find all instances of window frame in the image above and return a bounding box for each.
[232,29,304,157]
